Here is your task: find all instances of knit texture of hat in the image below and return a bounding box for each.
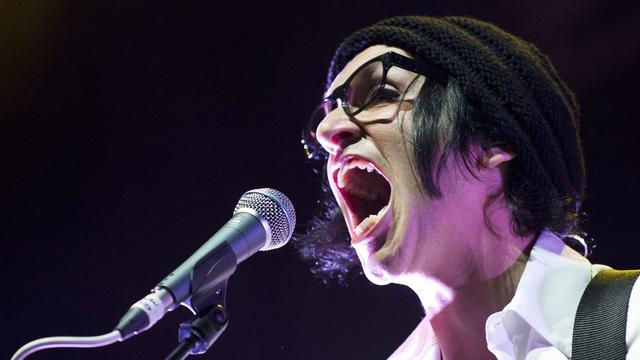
[326,15,585,208]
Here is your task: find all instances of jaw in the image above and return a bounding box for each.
[352,185,436,285]
[327,154,429,285]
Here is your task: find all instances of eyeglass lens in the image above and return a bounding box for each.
[344,59,385,112]
[303,60,388,159]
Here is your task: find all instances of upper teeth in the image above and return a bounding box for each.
[337,159,382,189]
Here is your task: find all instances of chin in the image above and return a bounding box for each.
[355,232,409,286]
[362,264,395,285]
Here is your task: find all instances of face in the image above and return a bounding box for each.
[316,45,498,287]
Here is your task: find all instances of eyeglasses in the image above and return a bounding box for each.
[301,51,448,162]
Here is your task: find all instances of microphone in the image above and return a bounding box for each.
[115,188,296,340]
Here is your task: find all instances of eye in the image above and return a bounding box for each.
[377,85,401,102]
[367,85,401,105]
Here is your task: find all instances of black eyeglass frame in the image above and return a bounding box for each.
[302,51,449,161]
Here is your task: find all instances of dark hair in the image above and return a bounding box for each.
[412,76,580,236]
[295,74,582,284]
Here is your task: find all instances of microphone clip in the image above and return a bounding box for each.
[166,280,230,359]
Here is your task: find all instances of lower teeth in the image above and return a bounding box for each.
[354,205,388,237]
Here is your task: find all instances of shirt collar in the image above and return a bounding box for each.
[485,229,594,358]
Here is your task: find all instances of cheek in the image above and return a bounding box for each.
[376,119,417,172]
[394,111,425,188]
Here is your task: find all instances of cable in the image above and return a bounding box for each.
[164,336,198,360]
[11,330,123,360]
[11,289,170,359]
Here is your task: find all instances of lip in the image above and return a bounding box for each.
[329,153,393,244]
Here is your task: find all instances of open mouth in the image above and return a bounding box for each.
[334,157,392,239]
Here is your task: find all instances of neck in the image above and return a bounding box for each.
[399,226,534,359]
[432,249,529,359]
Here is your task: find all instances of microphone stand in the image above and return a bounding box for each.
[164,281,229,359]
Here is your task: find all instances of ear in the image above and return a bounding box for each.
[480,145,516,169]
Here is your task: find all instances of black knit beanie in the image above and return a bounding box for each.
[326,15,585,216]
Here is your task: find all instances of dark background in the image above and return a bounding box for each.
[2,1,639,359]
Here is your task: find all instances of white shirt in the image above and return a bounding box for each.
[486,230,640,359]
[389,230,640,359]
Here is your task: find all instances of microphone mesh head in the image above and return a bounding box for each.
[233,188,296,250]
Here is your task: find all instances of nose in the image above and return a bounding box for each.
[315,107,363,156]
